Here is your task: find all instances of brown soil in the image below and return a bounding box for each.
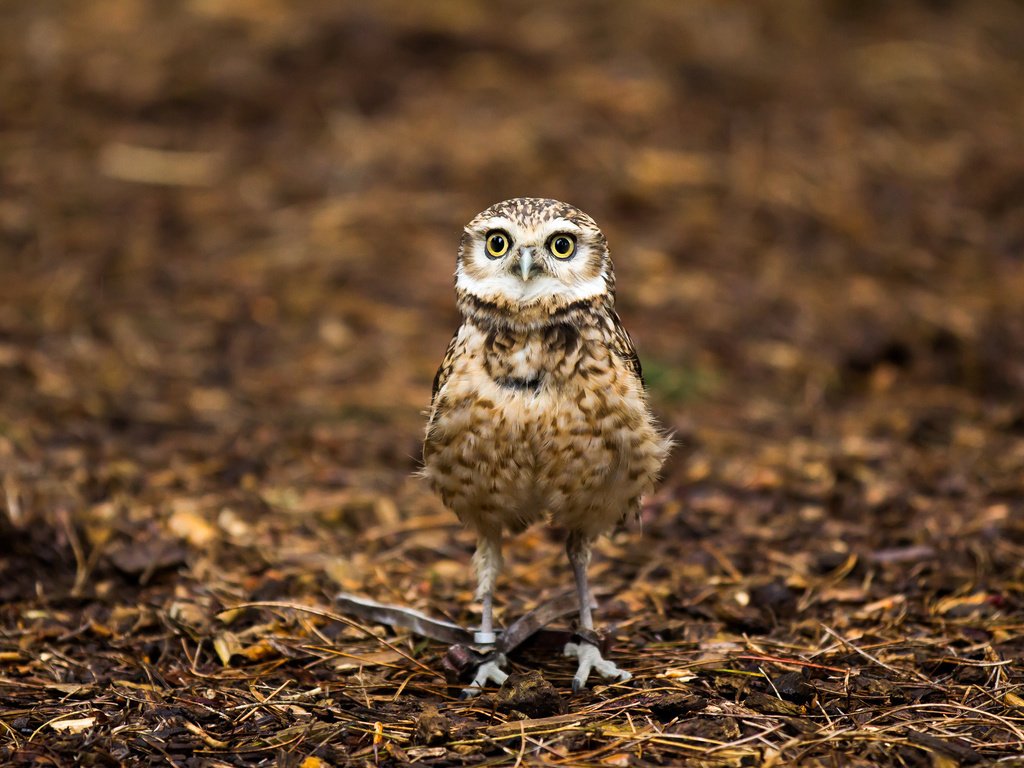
[2,1,1024,765]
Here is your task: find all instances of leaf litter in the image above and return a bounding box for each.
[2,1,1024,765]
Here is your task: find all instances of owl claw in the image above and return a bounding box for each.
[460,655,509,699]
[564,641,632,693]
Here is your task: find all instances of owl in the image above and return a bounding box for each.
[422,198,670,695]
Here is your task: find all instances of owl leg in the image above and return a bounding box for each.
[461,533,508,698]
[563,531,632,693]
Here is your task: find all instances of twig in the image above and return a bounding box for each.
[512,721,527,768]
[820,624,931,682]
[739,654,847,674]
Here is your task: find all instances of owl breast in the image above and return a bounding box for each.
[423,318,669,539]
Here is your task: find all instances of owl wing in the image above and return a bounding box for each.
[424,327,463,465]
[430,327,462,406]
[608,309,644,386]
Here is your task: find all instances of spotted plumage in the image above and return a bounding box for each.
[422,198,670,694]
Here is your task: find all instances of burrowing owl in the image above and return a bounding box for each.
[423,198,670,695]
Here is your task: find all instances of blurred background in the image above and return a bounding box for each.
[3,2,1024,762]
[2,0,1024,632]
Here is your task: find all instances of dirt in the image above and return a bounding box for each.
[2,1,1024,765]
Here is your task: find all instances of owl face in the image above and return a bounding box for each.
[456,198,613,312]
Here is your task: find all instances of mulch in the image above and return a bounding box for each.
[2,1,1024,765]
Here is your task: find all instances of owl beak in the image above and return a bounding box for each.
[519,249,535,281]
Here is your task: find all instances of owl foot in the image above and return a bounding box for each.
[564,639,632,693]
[460,653,508,699]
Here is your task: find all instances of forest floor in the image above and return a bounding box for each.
[2,1,1024,766]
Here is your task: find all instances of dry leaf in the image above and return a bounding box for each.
[1004,692,1024,708]
[168,505,218,547]
[49,716,97,733]
[213,631,244,666]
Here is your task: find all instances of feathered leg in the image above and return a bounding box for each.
[461,533,508,697]
[563,531,632,692]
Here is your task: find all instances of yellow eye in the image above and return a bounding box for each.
[485,231,511,258]
[548,234,576,259]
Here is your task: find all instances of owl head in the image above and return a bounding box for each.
[455,198,615,325]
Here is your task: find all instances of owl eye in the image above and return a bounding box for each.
[485,231,511,258]
[548,234,576,259]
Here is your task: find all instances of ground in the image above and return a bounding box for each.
[2,1,1024,766]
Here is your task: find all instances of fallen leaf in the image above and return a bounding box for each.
[168,505,218,547]
[1004,692,1024,708]
[49,716,97,733]
[213,631,244,666]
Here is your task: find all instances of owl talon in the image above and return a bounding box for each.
[460,655,509,698]
[564,641,632,693]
